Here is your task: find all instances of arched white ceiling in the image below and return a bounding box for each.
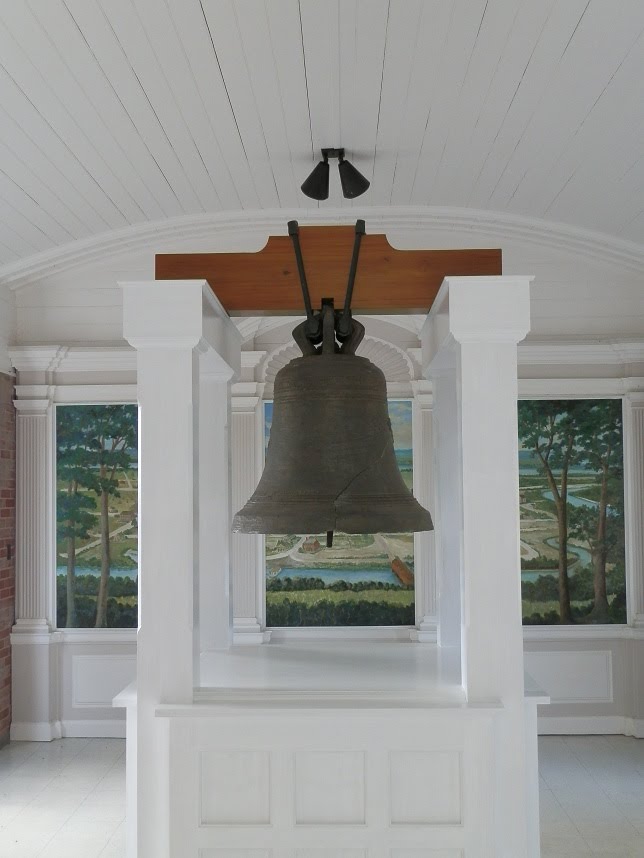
[1,0,644,275]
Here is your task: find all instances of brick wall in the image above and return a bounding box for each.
[0,373,15,746]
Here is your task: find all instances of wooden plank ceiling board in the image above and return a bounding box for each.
[155,225,502,314]
[0,1,644,271]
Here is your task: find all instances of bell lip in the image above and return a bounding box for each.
[232,503,433,535]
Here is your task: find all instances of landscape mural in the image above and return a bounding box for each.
[265,400,415,627]
[519,399,626,625]
[56,404,138,628]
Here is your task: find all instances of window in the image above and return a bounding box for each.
[56,404,138,629]
[264,399,415,627]
[518,399,626,625]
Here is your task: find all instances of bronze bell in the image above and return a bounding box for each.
[233,219,433,542]
[232,305,433,540]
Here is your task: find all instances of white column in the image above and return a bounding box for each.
[625,392,644,629]
[14,396,53,628]
[625,391,644,735]
[199,360,234,653]
[11,385,60,740]
[430,359,464,652]
[410,382,437,642]
[122,280,240,858]
[231,392,270,643]
[422,275,532,858]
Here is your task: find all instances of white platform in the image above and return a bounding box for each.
[197,641,465,704]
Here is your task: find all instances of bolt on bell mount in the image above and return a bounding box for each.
[231,220,434,546]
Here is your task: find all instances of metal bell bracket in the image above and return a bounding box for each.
[288,219,366,357]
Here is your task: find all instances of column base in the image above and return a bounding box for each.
[233,618,272,645]
[11,622,60,741]
[409,616,437,643]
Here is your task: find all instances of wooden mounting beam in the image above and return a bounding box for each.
[155,225,502,315]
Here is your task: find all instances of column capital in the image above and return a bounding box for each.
[421,275,533,375]
[14,387,54,414]
[121,280,241,380]
[410,380,433,408]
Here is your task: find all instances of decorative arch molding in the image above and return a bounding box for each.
[262,335,416,386]
[3,205,644,290]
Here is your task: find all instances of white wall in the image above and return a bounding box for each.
[6,210,644,738]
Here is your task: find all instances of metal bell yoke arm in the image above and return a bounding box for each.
[287,220,321,343]
[337,218,365,341]
[288,218,366,349]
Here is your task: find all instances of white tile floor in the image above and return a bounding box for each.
[0,738,124,858]
[539,736,644,858]
[0,735,642,856]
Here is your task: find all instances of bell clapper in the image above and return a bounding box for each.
[327,530,334,548]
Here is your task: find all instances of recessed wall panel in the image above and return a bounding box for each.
[295,751,365,825]
[389,751,461,825]
[524,650,613,703]
[200,751,270,825]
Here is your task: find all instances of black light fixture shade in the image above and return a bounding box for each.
[300,156,329,200]
[301,148,370,200]
[338,157,370,199]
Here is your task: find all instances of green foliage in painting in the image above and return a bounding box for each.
[56,404,138,629]
[518,399,625,625]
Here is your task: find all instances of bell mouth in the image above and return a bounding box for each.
[232,496,433,535]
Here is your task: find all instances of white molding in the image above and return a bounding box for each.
[53,384,137,403]
[268,625,414,642]
[60,629,137,644]
[518,378,628,398]
[537,716,644,737]
[232,629,272,645]
[240,351,267,369]
[522,624,643,642]
[9,346,67,373]
[262,335,416,385]
[10,720,62,741]
[62,719,126,738]
[519,340,644,367]
[55,347,136,374]
[4,206,644,290]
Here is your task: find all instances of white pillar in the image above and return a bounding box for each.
[11,382,60,740]
[430,359,464,651]
[199,360,234,653]
[230,392,271,643]
[122,280,240,858]
[625,392,644,629]
[410,382,437,642]
[422,275,532,857]
[624,391,644,735]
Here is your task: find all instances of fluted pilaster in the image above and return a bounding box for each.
[14,397,53,627]
[231,394,269,642]
[410,384,437,642]
[626,393,644,627]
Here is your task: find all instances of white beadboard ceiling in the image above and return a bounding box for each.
[1,0,644,272]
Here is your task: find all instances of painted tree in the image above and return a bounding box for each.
[568,400,624,623]
[56,407,98,627]
[83,405,137,628]
[518,401,581,623]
